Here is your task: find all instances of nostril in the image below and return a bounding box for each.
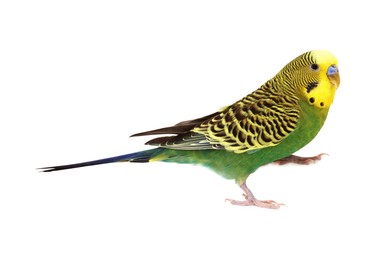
[327,65,338,75]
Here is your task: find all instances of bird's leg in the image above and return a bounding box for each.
[273,153,328,165]
[225,182,284,209]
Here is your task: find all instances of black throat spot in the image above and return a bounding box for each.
[306,82,318,93]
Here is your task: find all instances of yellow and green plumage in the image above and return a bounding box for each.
[39,50,340,209]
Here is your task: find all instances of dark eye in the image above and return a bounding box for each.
[310,63,319,71]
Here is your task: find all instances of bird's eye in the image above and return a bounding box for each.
[310,63,319,71]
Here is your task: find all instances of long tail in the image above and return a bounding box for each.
[38,148,162,172]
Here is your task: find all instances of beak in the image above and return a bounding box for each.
[327,65,340,88]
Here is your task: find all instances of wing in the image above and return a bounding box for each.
[131,111,220,137]
[130,111,223,150]
[131,90,301,153]
[192,94,301,153]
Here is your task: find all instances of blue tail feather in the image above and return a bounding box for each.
[38,149,159,172]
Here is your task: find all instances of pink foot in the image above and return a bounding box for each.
[226,198,284,209]
[225,182,285,209]
[273,153,328,165]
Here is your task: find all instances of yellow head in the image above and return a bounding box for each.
[282,50,340,109]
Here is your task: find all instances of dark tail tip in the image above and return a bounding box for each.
[37,149,159,172]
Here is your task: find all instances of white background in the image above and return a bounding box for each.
[1,0,382,259]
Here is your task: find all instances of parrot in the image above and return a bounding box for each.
[39,50,340,209]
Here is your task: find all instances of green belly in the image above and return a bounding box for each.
[159,102,329,184]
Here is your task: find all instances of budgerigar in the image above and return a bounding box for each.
[39,50,340,209]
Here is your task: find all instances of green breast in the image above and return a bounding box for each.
[161,101,329,183]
